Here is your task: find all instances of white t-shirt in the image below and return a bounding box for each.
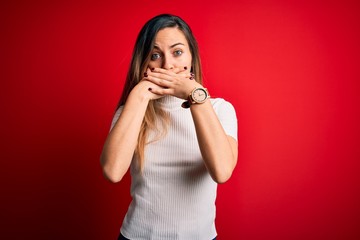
[110,96,237,240]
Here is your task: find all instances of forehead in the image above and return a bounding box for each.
[155,27,188,46]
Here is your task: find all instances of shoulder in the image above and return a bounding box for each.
[110,105,124,131]
[210,98,238,140]
[112,105,125,121]
[209,98,236,114]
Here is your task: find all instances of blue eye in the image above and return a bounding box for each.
[151,53,161,61]
[174,50,183,56]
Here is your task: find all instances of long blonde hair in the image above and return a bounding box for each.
[117,14,203,171]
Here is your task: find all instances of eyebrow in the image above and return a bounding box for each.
[170,43,185,48]
[153,42,185,50]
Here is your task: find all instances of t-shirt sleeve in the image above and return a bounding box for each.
[109,106,124,131]
[212,98,238,141]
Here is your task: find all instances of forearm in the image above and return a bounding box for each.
[190,100,238,183]
[100,89,149,183]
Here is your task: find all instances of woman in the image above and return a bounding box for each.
[100,14,238,240]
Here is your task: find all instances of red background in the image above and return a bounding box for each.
[1,0,360,239]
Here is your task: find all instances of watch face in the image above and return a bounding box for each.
[192,88,208,103]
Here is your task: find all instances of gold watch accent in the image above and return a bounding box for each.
[181,87,210,108]
[189,87,210,104]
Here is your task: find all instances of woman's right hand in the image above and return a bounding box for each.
[135,80,164,101]
[131,69,164,101]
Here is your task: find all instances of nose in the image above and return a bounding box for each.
[162,54,174,70]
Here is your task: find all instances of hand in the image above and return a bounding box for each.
[131,72,164,101]
[144,67,201,100]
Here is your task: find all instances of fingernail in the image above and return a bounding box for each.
[151,68,155,71]
[144,72,148,77]
[190,77,194,80]
[184,66,188,70]
[190,72,194,76]
[148,88,152,91]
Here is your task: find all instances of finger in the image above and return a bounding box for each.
[148,87,174,96]
[170,67,182,74]
[172,71,193,81]
[151,67,177,76]
[176,72,193,78]
[149,72,193,83]
[149,68,192,79]
[151,67,188,75]
[142,68,152,80]
[176,66,189,74]
[172,66,189,74]
[145,75,173,88]
[146,73,171,83]
[189,72,195,80]
[147,71,179,82]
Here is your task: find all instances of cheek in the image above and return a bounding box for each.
[178,54,192,66]
[185,54,192,65]
[147,61,161,69]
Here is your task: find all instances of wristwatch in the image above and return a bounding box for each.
[181,87,210,108]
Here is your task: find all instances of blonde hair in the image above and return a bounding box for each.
[117,14,203,171]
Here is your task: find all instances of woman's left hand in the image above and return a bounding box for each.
[144,67,201,100]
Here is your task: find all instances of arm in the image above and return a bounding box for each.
[100,80,157,183]
[190,100,238,183]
